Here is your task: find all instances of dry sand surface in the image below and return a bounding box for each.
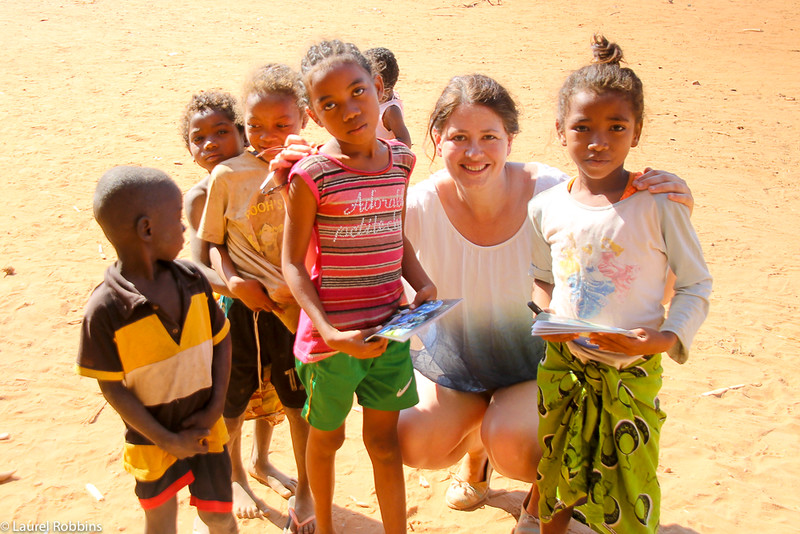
[2,0,799,532]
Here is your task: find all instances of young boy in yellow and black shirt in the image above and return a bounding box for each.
[77,166,236,534]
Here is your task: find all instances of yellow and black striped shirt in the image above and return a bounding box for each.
[77,260,230,481]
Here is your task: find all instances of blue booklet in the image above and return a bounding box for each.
[366,299,463,342]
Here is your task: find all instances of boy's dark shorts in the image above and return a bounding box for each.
[224,298,306,418]
[136,449,232,512]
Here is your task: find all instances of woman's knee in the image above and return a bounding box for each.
[398,376,490,467]
[398,408,481,469]
[482,382,542,481]
[484,429,541,482]
[483,380,540,439]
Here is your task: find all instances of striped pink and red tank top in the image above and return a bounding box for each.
[289,139,415,362]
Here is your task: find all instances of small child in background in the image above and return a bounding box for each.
[181,90,246,296]
[196,65,315,531]
[282,39,436,534]
[179,90,300,521]
[364,47,412,147]
[529,35,712,534]
[77,166,236,534]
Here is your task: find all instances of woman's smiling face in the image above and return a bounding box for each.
[435,103,513,188]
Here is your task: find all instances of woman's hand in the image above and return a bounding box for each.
[588,328,677,356]
[632,168,694,213]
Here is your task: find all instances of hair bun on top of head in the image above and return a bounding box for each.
[590,34,624,65]
[557,35,644,130]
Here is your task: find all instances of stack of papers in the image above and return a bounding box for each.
[531,312,636,337]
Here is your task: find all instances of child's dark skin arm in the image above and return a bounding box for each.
[382,105,412,148]
[184,186,232,297]
[209,242,279,313]
[282,177,388,359]
[98,380,210,459]
[181,333,232,432]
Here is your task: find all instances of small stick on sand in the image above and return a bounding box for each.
[83,401,107,424]
[701,384,746,397]
[349,495,370,508]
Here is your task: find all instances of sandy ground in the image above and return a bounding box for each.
[2,0,800,532]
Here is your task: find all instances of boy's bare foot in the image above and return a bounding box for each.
[232,480,269,519]
[248,462,297,499]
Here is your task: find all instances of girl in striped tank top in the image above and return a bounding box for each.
[281,40,436,534]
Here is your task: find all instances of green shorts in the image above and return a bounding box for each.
[296,340,418,431]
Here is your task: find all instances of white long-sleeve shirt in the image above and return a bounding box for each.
[529,179,712,367]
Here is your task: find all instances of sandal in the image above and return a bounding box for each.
[513,506,540,534]
[284,496,316,534]
[513,490,540,534]
[445,459,493,510]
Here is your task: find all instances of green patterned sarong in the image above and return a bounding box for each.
[536,342,666,534]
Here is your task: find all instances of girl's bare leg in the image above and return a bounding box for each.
[225,415,269,519]
[363,408,407,534]
[306,424,345,534]
[284,407,315,533]
[248,418,297,498]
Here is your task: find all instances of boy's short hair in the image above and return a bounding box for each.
[179,90,244,149]
[94,166,179,246]
[364,47,399,91]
